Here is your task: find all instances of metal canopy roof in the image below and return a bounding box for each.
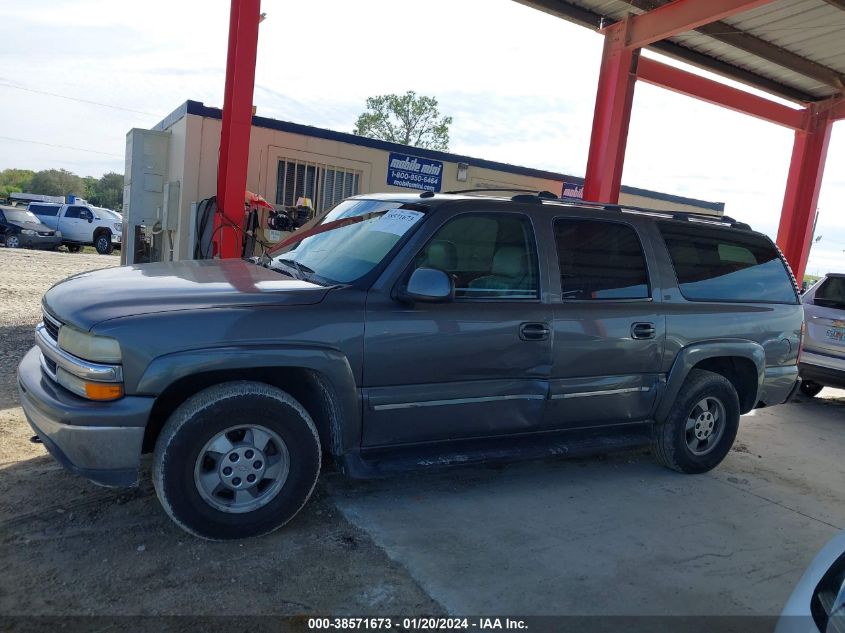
[516,0,845,103]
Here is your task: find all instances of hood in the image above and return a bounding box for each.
[11,219,55,233]
[44,258,331,330]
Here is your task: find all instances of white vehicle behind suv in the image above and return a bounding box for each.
[799,273,845,396]
[28,201,122,254]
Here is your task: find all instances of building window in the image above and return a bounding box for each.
[276,159,361,213]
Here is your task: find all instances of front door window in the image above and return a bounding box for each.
[417,214,539,300]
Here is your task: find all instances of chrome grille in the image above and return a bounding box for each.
[42,311,61,341]
[44,356,57,375]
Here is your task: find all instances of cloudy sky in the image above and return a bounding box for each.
[1,0,843,275]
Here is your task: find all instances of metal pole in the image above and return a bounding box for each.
[215,0,261,259]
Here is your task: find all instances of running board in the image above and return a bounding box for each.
[339,424,653,479]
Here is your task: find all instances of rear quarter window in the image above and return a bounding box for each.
[659,222,798,304]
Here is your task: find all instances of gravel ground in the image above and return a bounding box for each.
[0,248,440,619]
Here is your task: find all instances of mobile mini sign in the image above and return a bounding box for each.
[387,152,443,193]
[561,181,584,200]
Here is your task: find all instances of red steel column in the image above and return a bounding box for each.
[583,20,639,203]
[776,104,833,282]
[215,0,261,259]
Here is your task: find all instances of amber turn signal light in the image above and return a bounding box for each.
[84,382,124,401]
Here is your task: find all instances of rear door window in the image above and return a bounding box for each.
[659,222,798,304]
[554,218,650,300]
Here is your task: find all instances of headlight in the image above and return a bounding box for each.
[21,229,36,235]
[812,551,845,633]
[56,367,124,401]
[113,222,122,232]
[58,326,122,363]
[56,231,63,238]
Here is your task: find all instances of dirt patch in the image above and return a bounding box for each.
[0,248,115,410]
[0,248,439,617]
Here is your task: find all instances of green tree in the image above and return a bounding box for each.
[28,169,85,198]
[0,168,35,198]
[95,172,124,210]
[82,176,98,202]
[353,91,452,151]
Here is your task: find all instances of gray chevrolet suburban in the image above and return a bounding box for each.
[17,191,804,539]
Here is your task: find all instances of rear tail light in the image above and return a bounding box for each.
[798,321,806,364]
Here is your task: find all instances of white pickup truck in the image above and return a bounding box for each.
[28,202,122,254]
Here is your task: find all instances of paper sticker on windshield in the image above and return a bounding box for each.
[372,209,424,236]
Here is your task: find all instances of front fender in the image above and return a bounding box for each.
[136,344,360,454]
[656,340,766,422]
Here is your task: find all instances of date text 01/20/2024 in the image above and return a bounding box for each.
[307,617,528,630]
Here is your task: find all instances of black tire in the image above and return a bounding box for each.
[94,232,113,255]
[652,369,740,474]
[66,244,82,253]
[152,381,321,540]
[5,234,21,249]
[799,380,824,398]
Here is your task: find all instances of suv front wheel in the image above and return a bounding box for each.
[652,369,740,474]
[94,231,113,255]
[153,381,322,540]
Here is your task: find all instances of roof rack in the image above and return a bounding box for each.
[545,199,751,230]
[430,188,751,231]
[444,188,558,199]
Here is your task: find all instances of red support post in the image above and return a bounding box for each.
[215,0,261,259]
[831,98,845,122]
[636,57,804,130]
[583,20,639,203]
[776,104,834,282]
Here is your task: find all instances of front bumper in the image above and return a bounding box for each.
[17,346,154,487]
[111,233,121,244]
[19,234,62,249]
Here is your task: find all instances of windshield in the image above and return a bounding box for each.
[96,207,120,219]
[269,199,425,284]
[4,209,40,224]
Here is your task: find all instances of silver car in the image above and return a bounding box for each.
[800,274,845,397]
[777,531,845,632]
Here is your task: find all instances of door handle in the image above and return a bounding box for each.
[631,322,656,340]
[520,322,550,341]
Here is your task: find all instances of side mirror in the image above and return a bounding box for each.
[87,217,93,223]
[400,267,454,303]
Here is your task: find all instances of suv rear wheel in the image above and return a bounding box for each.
[799,380,824,398]
[152,381,321,540]
[652,369,740,474]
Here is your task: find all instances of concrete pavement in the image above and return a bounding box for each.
[328,390,845,616]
